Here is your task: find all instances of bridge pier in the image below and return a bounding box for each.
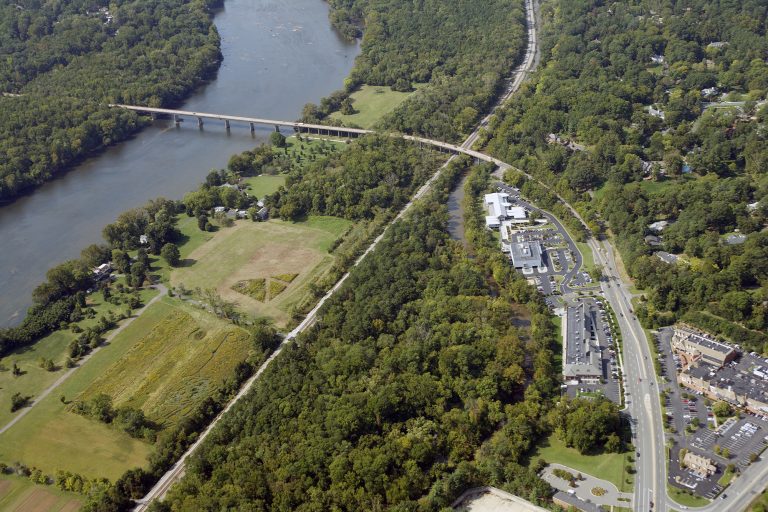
[173,115,180,126]
[197,117,204,129]
[224,119,230,130]
[274,125,280,132]
[250,122,255,132]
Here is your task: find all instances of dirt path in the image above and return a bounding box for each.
[0,284,167,436]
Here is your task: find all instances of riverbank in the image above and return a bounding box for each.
[0,0,359,327]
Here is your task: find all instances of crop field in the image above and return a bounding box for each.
[0,475,81,512]
[0,286,157,429]
[329,85,424,128]
[232,278,267,301]
[79,298,251,426]
[171,216,352,327]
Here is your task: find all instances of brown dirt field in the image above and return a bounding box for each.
[219,243,325,324]
[13,488,58,512]
[58,500,83,512]
[0,480,12,497]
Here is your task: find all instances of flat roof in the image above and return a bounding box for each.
[484,192,510,219]
[675,326,735,355]
[507,206,527,219]
[563,302,602,378]
[510,241,542,267]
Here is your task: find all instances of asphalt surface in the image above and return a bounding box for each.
[134,1,543,508]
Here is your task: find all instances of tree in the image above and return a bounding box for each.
[136,248,150,269]
[340,97,356,115]
[197,214,209,231]
[111,249,130,274]
[605,432,621,453]
[713,401,732,419]
[160,243,181,267]
[130,263,147,289]
[10,393,29,412]
[270,131,286,148]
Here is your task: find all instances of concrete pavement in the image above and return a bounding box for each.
[542,463,633,508]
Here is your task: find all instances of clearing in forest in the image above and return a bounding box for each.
[329,85,424,128]
[171,216,352,327]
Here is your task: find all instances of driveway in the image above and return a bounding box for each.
[541,463,633,509]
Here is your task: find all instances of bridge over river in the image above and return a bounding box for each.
[109,104,511,171]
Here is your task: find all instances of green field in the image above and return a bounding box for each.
[576,241,596,275]
[0,314,154,480]
[79,298,251,426]
[329,85,423,128]
[0,287,157,429]
[171,216,352,327]
[242,175,286,198]
[0,475,81,512]
[667,484,711,507]
[529,434,634,492]
[142,215,214,283]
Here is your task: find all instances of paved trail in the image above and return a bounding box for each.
[0,284,167,436]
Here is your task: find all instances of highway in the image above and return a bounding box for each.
[132,1,541,509]
[592,238,666,512]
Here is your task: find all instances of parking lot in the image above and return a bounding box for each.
[563,298,622,405]
[658,327,768,498]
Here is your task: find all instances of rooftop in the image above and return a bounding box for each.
[510,241,543,268]
[675,326,735,355]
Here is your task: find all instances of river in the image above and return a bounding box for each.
[0,0,359,327]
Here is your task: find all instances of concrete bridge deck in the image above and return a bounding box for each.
[109,104,510,171]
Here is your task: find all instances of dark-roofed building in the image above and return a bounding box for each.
[672,325,736,368]
[510,241,543,269]
[563,302,603,383]
[644,234,662,247]
[679,353,768,416]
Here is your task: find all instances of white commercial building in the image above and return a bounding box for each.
[484,193,527,229]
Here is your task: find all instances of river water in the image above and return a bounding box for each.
[0,0,359,327]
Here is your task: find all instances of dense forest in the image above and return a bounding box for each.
[304,0,527,142]
[483,0,768,350]
[0,0,222,201]
[268,136,443,220]
[128,160,627,512]
[153,163,561,511]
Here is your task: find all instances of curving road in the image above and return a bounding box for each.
[132,1,541,509]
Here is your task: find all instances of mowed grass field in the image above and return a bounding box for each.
[79,298,251,426]
[329,85,423,128]
[0,286,157,429]
[529,434,634,492]
[243,175,286,198]
[171,216,352,327]
[0,475,81,512]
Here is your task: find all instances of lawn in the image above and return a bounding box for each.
[143,214,214,283]
[242,175,286,198]
[79,298,251,426]
[529,434,634,492]
[0,474,81,512]
[576,241,596,275]
[667,484,711,507]
[718,468,735,486]
[0,292,168,480]
[0,286,157,429]
[171,216,352,328]
[329,85,424,128]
